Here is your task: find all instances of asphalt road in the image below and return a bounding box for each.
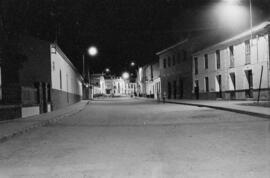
[0,98,270,178]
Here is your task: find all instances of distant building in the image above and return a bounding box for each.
[104,76,114,95]
[91,73,106,96]
[192,21,270,100]
[137,63,161,99]
[0,36,82,120]
[127,82,137,96]
[112,77,126,96]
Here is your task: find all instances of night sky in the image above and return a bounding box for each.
[2,0,270,75]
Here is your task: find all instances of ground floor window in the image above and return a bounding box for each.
[204,77,209,92]
[245,70,253,98]
[229,73,236,90]
[216,75,222,98]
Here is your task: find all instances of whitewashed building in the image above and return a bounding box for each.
[91,74,106,96]
[0,36,83,120]
[50,44,83,109]
[192,22,270,100]
[136,63,161,99]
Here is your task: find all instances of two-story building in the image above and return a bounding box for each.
[156,39,193,99]
[192,21,270,100]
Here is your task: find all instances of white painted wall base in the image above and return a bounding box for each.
[21,106,40,118]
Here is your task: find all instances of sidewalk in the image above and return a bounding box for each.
[165,99,270,118]
[138,97,270,119]
[0,100,89,143]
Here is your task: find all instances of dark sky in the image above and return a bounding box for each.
[2,0,270,75]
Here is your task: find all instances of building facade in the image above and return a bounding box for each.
[137,63,161,99]
[50,44,83,109]
[192,22,270,100]
[112,77,126,96]
[0,36,82,120]
[156,40,193,99]
[91,74,106,96]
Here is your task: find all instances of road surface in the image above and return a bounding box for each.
[0,98,269,178]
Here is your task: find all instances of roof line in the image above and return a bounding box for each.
[156,39,188,55]
[51,43,83,81]
[193,21,270,56]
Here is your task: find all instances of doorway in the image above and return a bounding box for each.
[245,70,253,98]
[217,75,222,98]
[168,82,172,99]
[173,80,177,99]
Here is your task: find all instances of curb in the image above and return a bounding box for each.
[165,101,270,119]
[0,102,87,143]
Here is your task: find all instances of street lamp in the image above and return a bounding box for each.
[82,46,98,78]
[130,62,135,67]
[122,72,130,80]
[223,0,253,38]
[105,68,110,73]
[210,0,253,35]
[82,45,98,100]
[88,46,98,57]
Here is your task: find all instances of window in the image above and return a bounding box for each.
[217,75,222,91]
[168,56,171,67]
[172,55,176,65]
[195,80,199,89]
[229,46,234,67]
[52,61,55,71]
[194,57,198,75]
[183,50,187,61]
[216,50,220,69]
[245,40,251,64]
[205,77,209,92]
[204,54,208,69]
[163,58,166,68]
[230,73,236,90]
[59,70,62,89]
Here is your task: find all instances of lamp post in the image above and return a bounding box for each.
[249,0,253,38]
[82,46,98,100]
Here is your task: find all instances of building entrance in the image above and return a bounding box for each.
[245,70,253,98]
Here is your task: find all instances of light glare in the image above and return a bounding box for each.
[88,46,98,56]
[122,72,130,80]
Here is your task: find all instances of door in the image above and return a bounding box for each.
[42,83,48,113]
[245,70,253,98]
[168,82,172,99]
[173,80,176,99]
[217,75,222,98]
[179,78,183,99]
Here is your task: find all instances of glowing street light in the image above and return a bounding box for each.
[82,45,98,100]
[88,46,98,57]
[130,62,135,67]
[122,72,130,80]
[210,0,253,34]
[105,68,110,73]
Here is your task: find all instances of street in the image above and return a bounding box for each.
[0,98,270,178]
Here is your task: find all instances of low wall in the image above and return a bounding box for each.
[21,106,40,118]
[0,105,21,121]
[51,89,81,110]
[192,88,270,101]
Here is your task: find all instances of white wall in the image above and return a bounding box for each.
[193,34,270,94]
[50,45,82,96]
